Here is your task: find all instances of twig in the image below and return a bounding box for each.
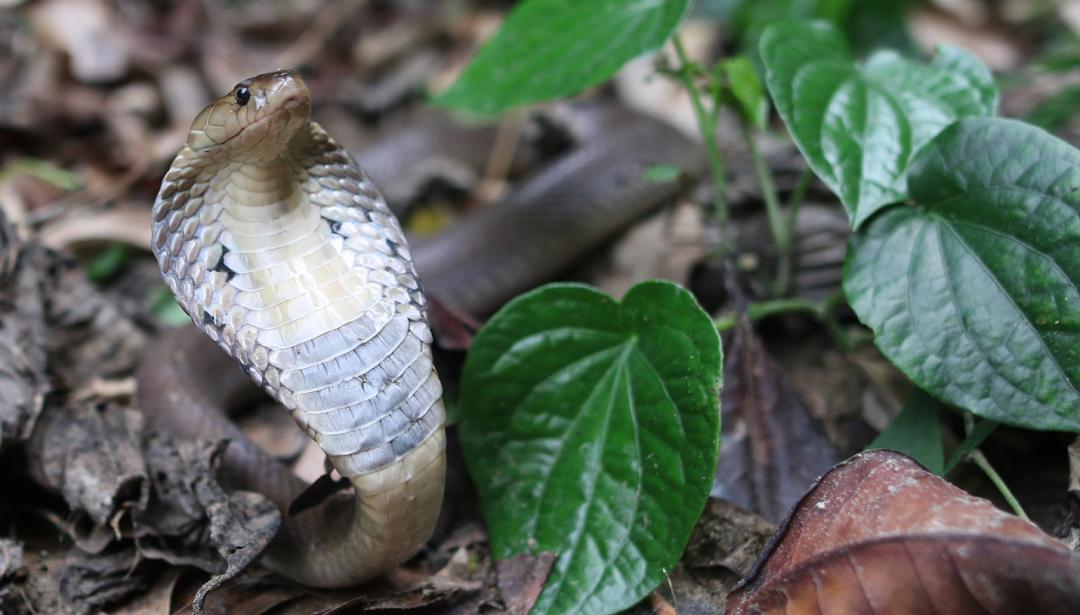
[472,108,526,207]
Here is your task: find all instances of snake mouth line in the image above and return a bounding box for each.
[220,97,308,146]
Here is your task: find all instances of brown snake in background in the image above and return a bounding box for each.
[138,70,704,587]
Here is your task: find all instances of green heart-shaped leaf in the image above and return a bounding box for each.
[435,0,691,115]
[845,118,1080,431]
[761,20,997,228]
[460,280,722,614]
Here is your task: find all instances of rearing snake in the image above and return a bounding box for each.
[138,70,705,588]
[144,70,445,587]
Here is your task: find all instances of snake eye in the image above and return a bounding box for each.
[235,86,250,106]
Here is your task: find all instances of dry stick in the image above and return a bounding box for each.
[472,108,527,208]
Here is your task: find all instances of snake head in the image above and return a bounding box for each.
[185,70,312,158]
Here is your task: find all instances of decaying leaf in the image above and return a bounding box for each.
[138,436,280,615]
[41,251,147,389]
[496,551,558,614]
[682,499,776,578]
[27,401,149,538]
[727,450,1080,614]
[59,548,156,615]
[713,317,839,523]
[0,213,49,449]
[0,538,25,604]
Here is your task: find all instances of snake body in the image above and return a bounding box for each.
[148,70,445,587]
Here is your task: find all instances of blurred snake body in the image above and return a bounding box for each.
[147,70,445,587]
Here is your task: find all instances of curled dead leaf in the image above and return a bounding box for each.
[727,450,1080,614]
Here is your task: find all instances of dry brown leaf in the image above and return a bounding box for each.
[496,551,557,614]
[111,568,182,615]
[727,450,1080,614]
[713,317,840,523]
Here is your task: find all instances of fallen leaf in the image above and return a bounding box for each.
[496,551,557,614]
[727,450,1080,614]
[111,569,182,615]
[682,499,775,578]
[26,401,149,536]
[0,538,25,604]
[713,317,839,523]
[0,212,49,449]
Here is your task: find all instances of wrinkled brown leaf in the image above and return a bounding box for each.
[170,569,300,615]
[137,437,280,615]
[727,450,1080,614]
[713,317,839,522]
[0,538,25,603]
[111,568,182,615]
[0,214,49,449]
[42,251,148,388]
[27,401,148,539]
[496,551,557,614]
[59,548,155,615]
[682,499,776,578]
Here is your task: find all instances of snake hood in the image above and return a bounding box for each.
[185,70,312,157]
[150,70,447,587]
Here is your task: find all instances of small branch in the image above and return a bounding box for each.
[472,108,526,207]
[672,35,731,255]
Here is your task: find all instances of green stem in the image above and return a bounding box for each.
[741,122,790,297]
[672,35,731,255]
[962,413,1028,520]
[785,166,813,242]
[715,297,824,332]
[716,289,870,352]
[970,450,1029,520]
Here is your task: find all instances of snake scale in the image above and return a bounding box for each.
[148,70,445,587]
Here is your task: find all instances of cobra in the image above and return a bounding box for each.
[146,70,445,587]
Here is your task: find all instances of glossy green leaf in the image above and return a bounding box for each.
[459,281,722,614]
[435,0,690,114]
[867,389,943,474]
[845,118,1080,432]
[719,56,767,129]
[760,20,997,228]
